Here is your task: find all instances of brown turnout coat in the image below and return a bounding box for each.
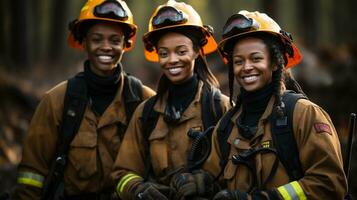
[204,96,347,200]
[13,72,155,199]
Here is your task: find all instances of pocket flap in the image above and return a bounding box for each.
[148,128,168,141]
[70,131,97,147]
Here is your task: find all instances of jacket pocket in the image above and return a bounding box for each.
[148,128,168,175]
[68,131,98,179]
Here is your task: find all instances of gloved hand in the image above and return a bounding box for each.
[134,182,172,200]
[213,189,280,200]
[170,170,218,200]
[213,189,248,200]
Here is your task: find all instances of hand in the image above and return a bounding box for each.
[170,170,218,199]
[213,189,248,200]
[134,182,172,200]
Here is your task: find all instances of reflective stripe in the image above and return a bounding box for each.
[116,173,141,198]
[277,181,307,200]
[17,172,45,188]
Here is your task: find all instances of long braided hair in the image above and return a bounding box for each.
[227,33,305,116]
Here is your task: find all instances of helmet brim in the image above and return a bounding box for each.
[218,30,302,68]
[143,25,217,62]
[67,18,138,52]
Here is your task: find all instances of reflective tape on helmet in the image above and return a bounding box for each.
[277,181,307,200]
[116,173,141,198]
[17,172,45,188]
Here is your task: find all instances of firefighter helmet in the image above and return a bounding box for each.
[68,0,137,51]
[143,0,217,62]
[218,10,302,68]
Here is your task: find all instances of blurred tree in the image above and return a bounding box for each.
[48,0,70,63]
[9,0,30,70]
[298,0,318,48]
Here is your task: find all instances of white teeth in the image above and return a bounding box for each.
[243,75,258,83]
[98,55,112,62]
[168,67,183,75]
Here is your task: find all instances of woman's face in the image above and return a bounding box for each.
[83,22,125,77]
[232,37,277,92]
[157,32,198,84]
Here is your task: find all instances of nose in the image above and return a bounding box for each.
[242,60,253,71]
[100,40,112,51]
[168,53,179,64]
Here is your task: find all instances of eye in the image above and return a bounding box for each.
[158,50,168,58]
[233,58,243,65]
[90,36,102,43]
[178,50,187,55]
[111,37,123,45]
[252,56,263,62]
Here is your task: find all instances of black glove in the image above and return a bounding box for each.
[134,182,172,200]
[213,189,280,200]
[170,170,218,200]
[213,189,248,200]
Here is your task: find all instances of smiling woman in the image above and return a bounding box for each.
[110,1,231,199]
[12,0,156,199]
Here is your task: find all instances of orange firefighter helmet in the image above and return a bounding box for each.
[143,0,217,62]
[68,0,137,51]
[218,10,302,68]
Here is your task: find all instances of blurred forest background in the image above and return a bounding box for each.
[1,0,357,196]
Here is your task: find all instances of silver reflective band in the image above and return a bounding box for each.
[277,181,307,200]
[17,171,45,188]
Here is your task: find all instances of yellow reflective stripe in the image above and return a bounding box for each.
[291,181,307,200]
[278,185,292,200]
[116,173,141,197]
[17,172,44,188]
[277,181,307,200]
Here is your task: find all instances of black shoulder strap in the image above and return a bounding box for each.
[217,106,239,173]
[141,95,159,140]
[270,90,307,181]
[201,86,223,130]
[59,73,88,154]
[42,73,88,200]
[123,74,143,124]
[141,95,159,181]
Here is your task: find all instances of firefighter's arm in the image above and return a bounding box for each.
[13,93,60,199]
[111,103,147,199]
[276,99,347,200]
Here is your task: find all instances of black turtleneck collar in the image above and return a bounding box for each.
[240,81,274,113]
[83,60,122,96]
[83,60,122,116]
[168,74,198,112]
[236,82,274,139]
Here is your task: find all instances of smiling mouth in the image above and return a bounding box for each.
[97,55,114,63]
[168,67,183,75]
[242,75,259,83]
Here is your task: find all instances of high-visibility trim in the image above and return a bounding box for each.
[277,181,307,200]
[17,172,45,188]
[116,173,141,198]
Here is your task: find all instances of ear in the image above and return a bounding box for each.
[272,64,278,72]
[82,38,87,50]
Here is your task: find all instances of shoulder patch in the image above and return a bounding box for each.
[314,123,332,135]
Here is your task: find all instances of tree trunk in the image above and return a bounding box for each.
[298,0,318,48]
[48,0,69,63]
[0,0,7,67]
[10,0,30,69]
